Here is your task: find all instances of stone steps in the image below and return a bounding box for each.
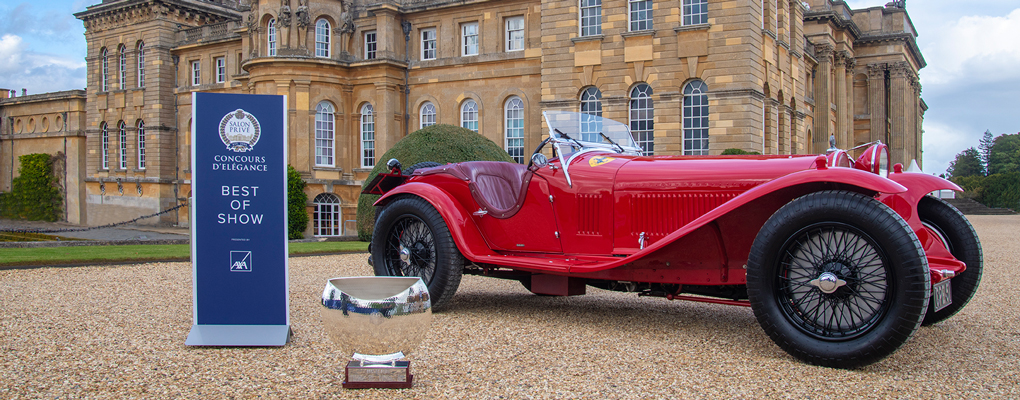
[944,197,1018,215]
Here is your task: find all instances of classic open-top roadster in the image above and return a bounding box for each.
[363,111,982,368]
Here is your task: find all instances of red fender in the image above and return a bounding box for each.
[374,182,497,262]
[882,171,967,282]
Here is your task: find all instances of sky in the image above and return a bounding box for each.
[2,0,1018,176]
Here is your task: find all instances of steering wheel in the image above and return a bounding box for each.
[527,137,552,171]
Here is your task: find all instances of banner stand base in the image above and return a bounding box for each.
[186,324,291,346]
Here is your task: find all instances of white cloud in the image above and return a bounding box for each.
[0,34,26,75]
[921,120,974,175]
[0,33,85,94]
[920,9,1020,86]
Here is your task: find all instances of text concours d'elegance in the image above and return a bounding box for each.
[211,154,269,171]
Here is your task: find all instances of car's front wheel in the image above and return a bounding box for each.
[746,190,930,368]
[372,196,464,310]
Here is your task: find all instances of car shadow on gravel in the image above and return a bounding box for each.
[439,286,778,357]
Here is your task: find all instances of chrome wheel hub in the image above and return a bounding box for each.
[810,272,847,294]
[399,245,411,263]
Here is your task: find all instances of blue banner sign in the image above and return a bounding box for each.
[186,92,290,346]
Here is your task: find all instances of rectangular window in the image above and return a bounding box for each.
[137,45,145,88]
[138,123,146,169]
[683,0,709,26]
[506,17,524,52]
[215,57,226,83]
[119,125,127,170]
[191,60,201,86]
[362,113,375,168]
[462,22,479,56]
[630,0,653,31]
[580,0,602,37]
[421,28,437,60]
[365,31,377,60]
[119,51,126,90]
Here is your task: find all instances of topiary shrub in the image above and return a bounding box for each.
[287,164,309,240]
[721,148,762,155]
[356,124,515,240]
[0,153,63,221]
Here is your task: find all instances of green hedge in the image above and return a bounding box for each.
[721,148,762,155]
[287,165,309,239]
[356,124,514,240]
[0,153,62,221]
[951,172,1020,211]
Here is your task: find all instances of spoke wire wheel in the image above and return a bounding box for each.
[385,214,437,284]
[371,196,464,310]
[776,223,891,341]
[747,190,930,369]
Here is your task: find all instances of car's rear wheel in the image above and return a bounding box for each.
[747,191,930,368]
[372,196,464,310]
[919,196,983,325]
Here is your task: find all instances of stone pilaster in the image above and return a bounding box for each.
[867,63,887,144]
[812,44,833,154]
[834,51,847,148]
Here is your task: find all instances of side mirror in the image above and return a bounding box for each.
[531,153,548,168]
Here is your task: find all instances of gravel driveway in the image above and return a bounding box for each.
[2,215,1018,399]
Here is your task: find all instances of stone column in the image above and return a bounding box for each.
[844,56,856,146]
[888,62,908,166]
[834,51,847,148]
[812,44,833,154]
[867,63,886,144]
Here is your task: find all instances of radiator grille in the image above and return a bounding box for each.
[577,194,601,235]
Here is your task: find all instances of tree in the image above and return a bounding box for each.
[987,133,1020,176]
[946,147,983,178]
[287,165,309,240]
[979,129,994,175]
[0,153,63,221]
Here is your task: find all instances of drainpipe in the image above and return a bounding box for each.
[402,20,411,137]
[63,111,68,222]
[173,53,181,225]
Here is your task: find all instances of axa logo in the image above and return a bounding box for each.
[219,109,261,152]
[230,251,252,272]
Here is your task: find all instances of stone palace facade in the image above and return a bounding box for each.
[0,0,926,236]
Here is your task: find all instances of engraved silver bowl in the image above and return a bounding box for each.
[320,276,432,364]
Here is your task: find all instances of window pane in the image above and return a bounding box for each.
[422,29,436,60]
[683,80,709,155]
[316,20,331,58]
[580,0,602,36]
[462,23,478,56]
[683,0,708,26]
[506,17,524,51]
[630,84,654,155]
[461,100,479,132]
[630,0,652,31]
[420,102,436,128]
[315,102,335,166]
[361,104,375,167]
[504,97,524,163]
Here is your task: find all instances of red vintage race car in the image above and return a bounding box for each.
[364,111,982,368]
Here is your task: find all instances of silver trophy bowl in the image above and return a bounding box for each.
[320,276,432,364]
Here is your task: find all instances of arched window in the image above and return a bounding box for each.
[461,100,478,132]
[118,45,127,90]
[683,80,709,155]
[268,19,277,56]
[630,84,654,155]
[313,193,342,237]
[579,87,602,142]
[101,122,109,169]
[101,48,109,92]
[420,102,436,128]
[137,42,145,88]
[118,121,127,169]
[504,97,525,163]
[315,101,335,166]
[315,19,331,58]
[361,104,375,167]
[137,121,146,169]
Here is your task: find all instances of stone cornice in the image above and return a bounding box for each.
[855,32,926,69]
[76,0,241,33]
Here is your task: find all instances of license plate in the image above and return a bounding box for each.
[933,279,952,312]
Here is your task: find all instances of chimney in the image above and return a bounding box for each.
[22,88,27,96]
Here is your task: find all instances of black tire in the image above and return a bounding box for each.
[918,196,983,325]
[372,196,464,310]
[405,162,442,176]
[746,191,930,368]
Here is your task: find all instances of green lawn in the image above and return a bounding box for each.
[0,241,368,267]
